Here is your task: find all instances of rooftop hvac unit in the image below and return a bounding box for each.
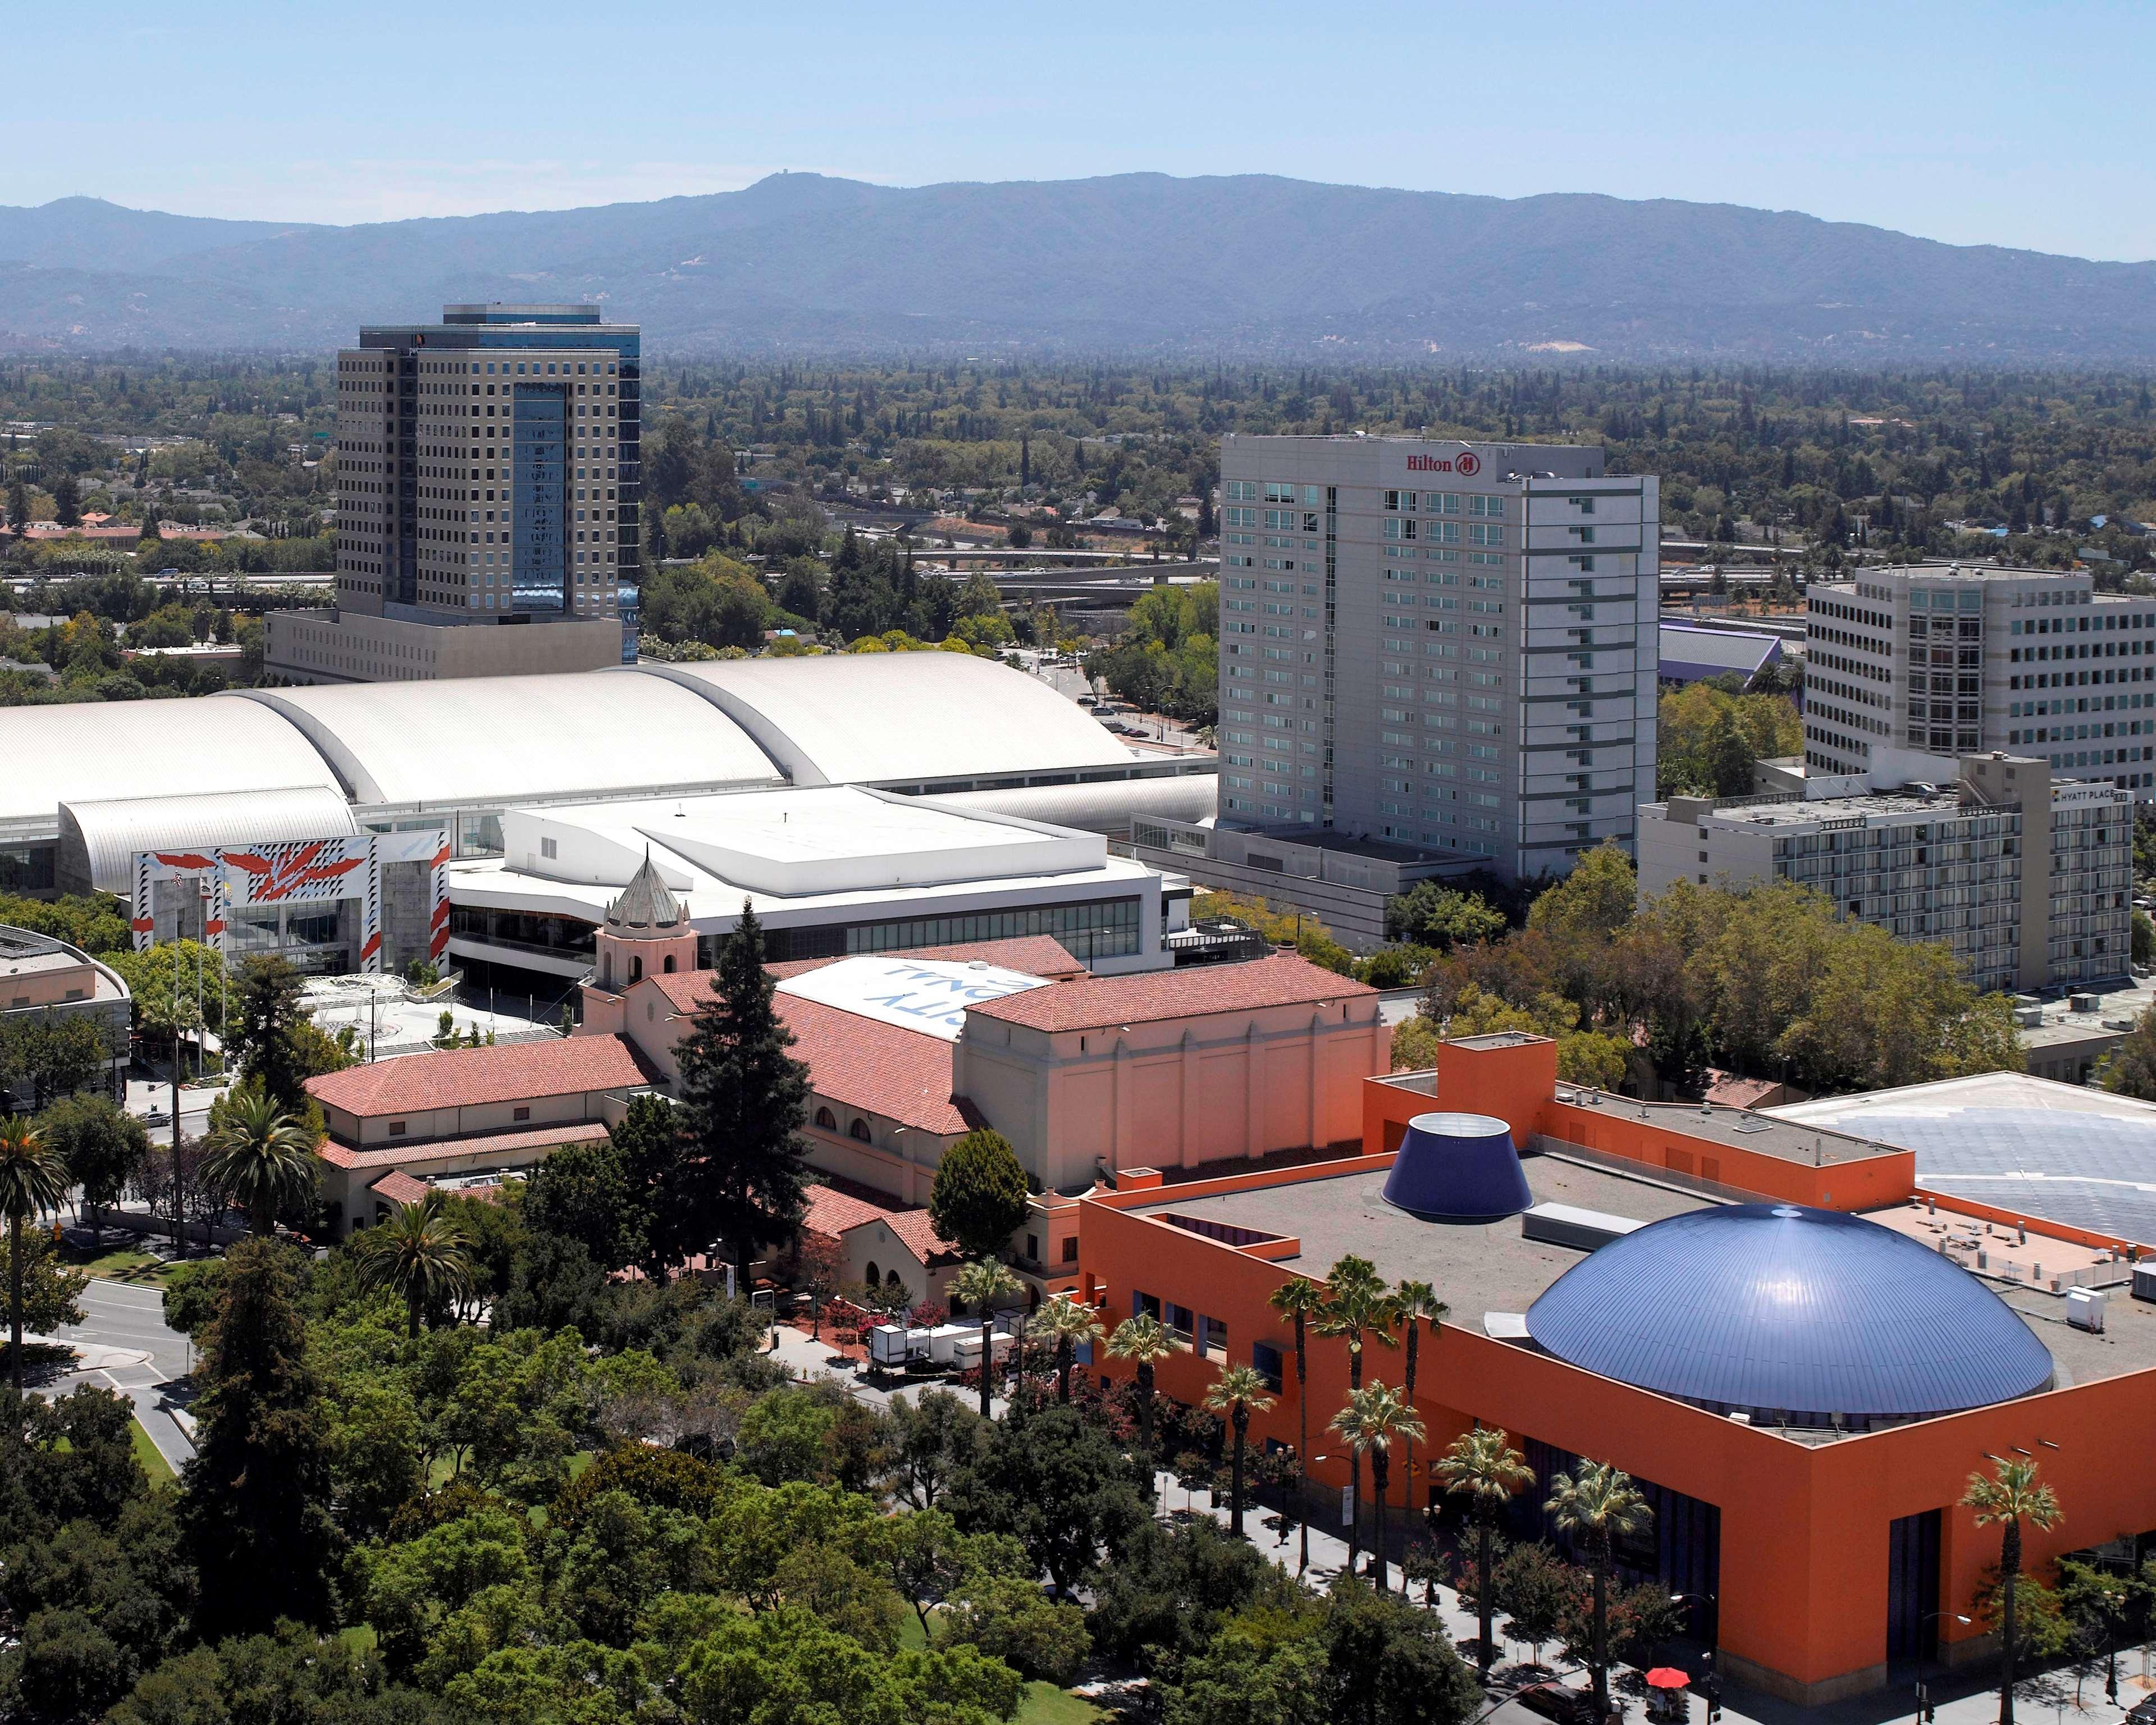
[1382,1111,1533,1224]
[2013,1006,2045,1028]
[2132,1266,2156,1304]
[2070,993,2101,1014]
[2067,1288,2107,1334]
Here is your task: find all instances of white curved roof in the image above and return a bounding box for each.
[631,652,1135,786]
[925,773,1218,834]
[60,784,359,894]
[235,674,783,807]
[0,697,342,824]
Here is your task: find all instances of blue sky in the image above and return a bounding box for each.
[10,0,2150,260]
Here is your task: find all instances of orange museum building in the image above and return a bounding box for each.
[1074,1033,2156,1706]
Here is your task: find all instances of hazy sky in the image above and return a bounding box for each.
[9,0,2149,261]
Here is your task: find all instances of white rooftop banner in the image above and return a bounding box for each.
[775,955,1052,1042]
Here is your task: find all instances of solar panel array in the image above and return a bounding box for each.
[1840,1106,2156,1245]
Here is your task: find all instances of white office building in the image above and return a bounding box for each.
[1803,563,2156,801]
[1214,434,1659,881]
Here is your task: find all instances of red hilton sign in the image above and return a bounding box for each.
[1407,451,1481,476]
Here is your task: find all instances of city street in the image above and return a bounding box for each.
[51,1277,198,1473]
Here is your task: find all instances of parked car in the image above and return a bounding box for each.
[1516,1682,1609,1725]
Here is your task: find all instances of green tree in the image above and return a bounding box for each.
[222,956,320,1114]
[1267,1273,1326,1576]
[930,1128,1031,1261]
[1964,1457,2064,1725]
[1436,1425,1536,1676]
[1031,1293,1103,1405]
[0,1014,112,1111]
[1315,1257,1399,1575]
[2135,910,2156,969]
[1330,1382,1422,1594]
[523,1099,665,1271]
[1,1114,71,1388]
[1323,1580,1483,1725]
[882,1387,986,1511]
[2100,1005,2156,1101]
[948,1403,1151,1595]
[950,1257,1022,1419]
[666,901,811,1277]
[355,1189,473,1337]
[180,1238,339,1637]
[0,1220,89,1362]
[1545,1460,1653,1715]
[33,1093,145,1224]
[1108,1311,1177,1480]
[1392,1285,1445,1545]
[678,1606,1025,1725]
[1385,883,1506,950]
[197,1089,315,1236]
[1203,1363,1276,1538]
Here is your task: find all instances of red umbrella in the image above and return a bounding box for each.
[1645,1670,1691,1690]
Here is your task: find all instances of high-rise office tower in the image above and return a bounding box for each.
[1215,434,1659,882]
[270,303,640,683]
[1803,562,2156,800]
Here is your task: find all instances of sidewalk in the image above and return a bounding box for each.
[747,1338,2147,1725]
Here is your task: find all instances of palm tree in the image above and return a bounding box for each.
[1108,1311,1177,1495]
[1,1115,72,1390]
[1203,1363,1277,1537]
[1330,1381,1423,1594]
[1437,1425,1536,1677]
[1547,1460,1653,1717]
[198,1090,316,1236]
[1267,1274,1326,1576]
[1392,1277,1449,1595]
[1033,1294,1104,1405]
[949,1257,1022,1418]
[1964,1457,2064,1725]
[1316,1255,1399,1573]
[355,1189,473,1338]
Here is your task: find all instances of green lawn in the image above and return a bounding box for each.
[78,1245,182,1286]
[130,1418,173,1484]
[1016,1683,1108,1725]
[898,1616,1102,1725]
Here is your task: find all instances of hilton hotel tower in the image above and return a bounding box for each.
[1216,434,1659,882]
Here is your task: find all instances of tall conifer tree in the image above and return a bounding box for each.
[665,900,810,1275]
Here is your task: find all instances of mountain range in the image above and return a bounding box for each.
[1,172,2152,362]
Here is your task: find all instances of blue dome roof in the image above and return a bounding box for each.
[1525,1204,2055,1420]
[1383,1112,1532,1224]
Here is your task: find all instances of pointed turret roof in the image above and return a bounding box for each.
[604,848,684,934]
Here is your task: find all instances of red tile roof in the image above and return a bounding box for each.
[306,1034,653,1118]
[368,1169,430,1205]
[783,994,982,1135]
[317,1120,612,1171]
[885,1207,964,1266]
[966,952,1373,1034]
[800,1185,959,1264]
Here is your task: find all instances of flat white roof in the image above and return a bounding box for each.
[464,784,1144,927]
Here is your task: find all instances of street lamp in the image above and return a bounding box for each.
[1914,1613,1973,1723]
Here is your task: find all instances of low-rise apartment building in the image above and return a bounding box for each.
[1637,753,2131,993]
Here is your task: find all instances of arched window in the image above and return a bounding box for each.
[664,953,677,973]
[849,1118,871,1143]
[815,1106,836,1130]
[886,1268,905,1292]
[629,955,643,984]
[865,1261,880,1287]
[602,953,613,989]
